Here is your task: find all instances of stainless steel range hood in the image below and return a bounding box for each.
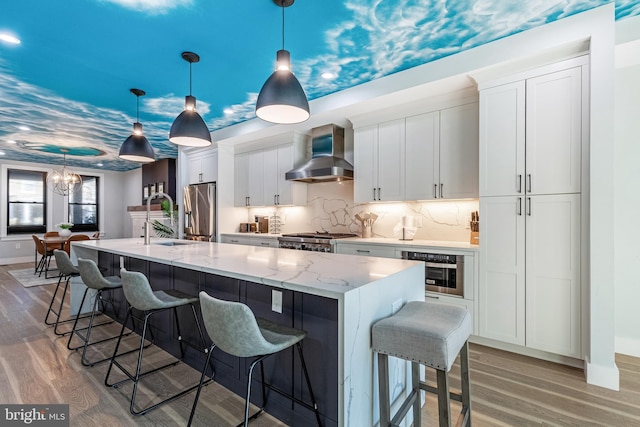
[285,124,354,183]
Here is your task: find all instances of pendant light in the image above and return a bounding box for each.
[255,0,310,124]
[119,88,155,163]
[169,52,212,147]
[46,148,82,196]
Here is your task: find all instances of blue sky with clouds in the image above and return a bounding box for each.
[0,0,639,171]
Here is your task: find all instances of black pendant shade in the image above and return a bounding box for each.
[256,49,310,124]
[170,52,212,147]
[119,89,155,163]
[255,0,309,124]
[119,122,155,163]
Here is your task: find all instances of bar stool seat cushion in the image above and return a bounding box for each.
[372,301,472,372]
[120,270,198,311]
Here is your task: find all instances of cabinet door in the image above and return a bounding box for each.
[354,126,378,203]
[479,81,526,197]
[248,150,265,207]
[479,196,525,345]
[187,156,202,184]
[405,112,439,200]
[526,67,582,195]
[525,194,581,357]
[262,147,279,206]
[234,153,250,207]
[199,150,218,183]
[439,103,479,199]
[377,119,404,201]
[275,144,298,206]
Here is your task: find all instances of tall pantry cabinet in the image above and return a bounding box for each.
[478,57,587,358]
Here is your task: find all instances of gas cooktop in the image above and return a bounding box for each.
[280,232,358,240]
[278,232,358,252]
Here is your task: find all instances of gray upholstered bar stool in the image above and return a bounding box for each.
[44,250,83,335]
[372,301,472,427]
[104,268,211,416]
[67,258,125,366]
[188,291,322,427]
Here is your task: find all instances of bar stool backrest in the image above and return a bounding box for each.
[77,258,114,290]
[44,231,59,237]
[199,291,273,358]
[53,249,78,276]
[120,269,172,311]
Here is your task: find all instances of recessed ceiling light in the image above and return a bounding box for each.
[7,140,16,144]
[0,33,20,45]
[321,72,337,80]
[18,125,30,131]
[223,108,234,115]
[96,163,104,167]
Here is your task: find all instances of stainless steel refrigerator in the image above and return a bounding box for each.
[183,182,216,241]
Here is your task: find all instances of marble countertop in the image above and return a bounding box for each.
[73,238,422,300]
[220,233,280,239]
[336,237,479,251]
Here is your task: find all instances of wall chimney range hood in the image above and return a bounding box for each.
[285,124,354,183]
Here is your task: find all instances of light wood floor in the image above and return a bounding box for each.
[1,262,639,426]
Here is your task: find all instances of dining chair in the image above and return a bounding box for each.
[92,231,101,239]
[32,235,54,277]
[64,234,90,255]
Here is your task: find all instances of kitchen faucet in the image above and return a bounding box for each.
[145,191,174,245]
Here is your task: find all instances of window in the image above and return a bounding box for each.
[7,169,47,234]
[69,175,99,232]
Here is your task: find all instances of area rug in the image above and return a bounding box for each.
[8,268,60,287]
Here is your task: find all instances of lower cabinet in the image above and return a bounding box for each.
[335,243,397,258]
[479,194,581,358]
[220,234,279,248]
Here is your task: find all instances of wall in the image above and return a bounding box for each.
[248,181,478,241]
[614,63,640,356]
[0,159,131,264]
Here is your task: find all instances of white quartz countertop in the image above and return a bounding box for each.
[336,237,479,251]
[73,238,422,300]
[220,233,280,239]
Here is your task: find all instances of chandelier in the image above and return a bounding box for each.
[46,149,82,196]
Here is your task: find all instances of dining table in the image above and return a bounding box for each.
[38,235,94,278]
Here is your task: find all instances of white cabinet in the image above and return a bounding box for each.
[234,144,306,207]
[187,148,218,184]
[354,120,404,202]
[479,67,582,197]
[335,243,398,258]
[355,103,478,203]
[478,60,585,358]
[220,234,279,248]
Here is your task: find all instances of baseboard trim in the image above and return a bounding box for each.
[0,256,34,266]
[584,357,620,391]
[615,336,640,357]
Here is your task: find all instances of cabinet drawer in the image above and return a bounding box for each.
[336,244,397,258]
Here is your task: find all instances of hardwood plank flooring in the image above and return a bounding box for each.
[1,262,638,426]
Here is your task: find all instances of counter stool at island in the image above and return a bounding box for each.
[372,301,472,427]
[67,258,128,366]
[104,269,212,416]
[188,291,323,427]
[44,250,90,336]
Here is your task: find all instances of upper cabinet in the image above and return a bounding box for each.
[479,66,582,197]
[234,143,307,207]
[354,102,479,203]
[187,148,218,185]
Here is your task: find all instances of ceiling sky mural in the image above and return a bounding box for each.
[1,0,639,171]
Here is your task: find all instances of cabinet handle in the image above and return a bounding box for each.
[230,239,239,243]
[274,195,277,205]
[373,188,376,201]
[517,197,522,216]
[356,249,371,253]
[246,196,250,207]
[277,194,280,205]
[517,175,522,193]
[199,172,203,182]
[426,295,440,300]
[260,242,270,246]
[527,197,532,216]
[440,183,444,198]
[527,174,532,193]
[433,184,438,198]
[378,187,381,200]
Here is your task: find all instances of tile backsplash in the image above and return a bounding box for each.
[248,181,479,242]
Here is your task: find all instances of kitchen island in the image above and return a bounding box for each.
[71,238,424,427]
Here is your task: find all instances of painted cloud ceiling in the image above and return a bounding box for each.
[1,0,639,171]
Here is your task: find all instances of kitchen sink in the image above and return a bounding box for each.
[153,241,194,247]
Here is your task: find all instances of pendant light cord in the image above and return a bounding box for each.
[281,3,285,50]
[136,95,140,122]
[189,60,193,96]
